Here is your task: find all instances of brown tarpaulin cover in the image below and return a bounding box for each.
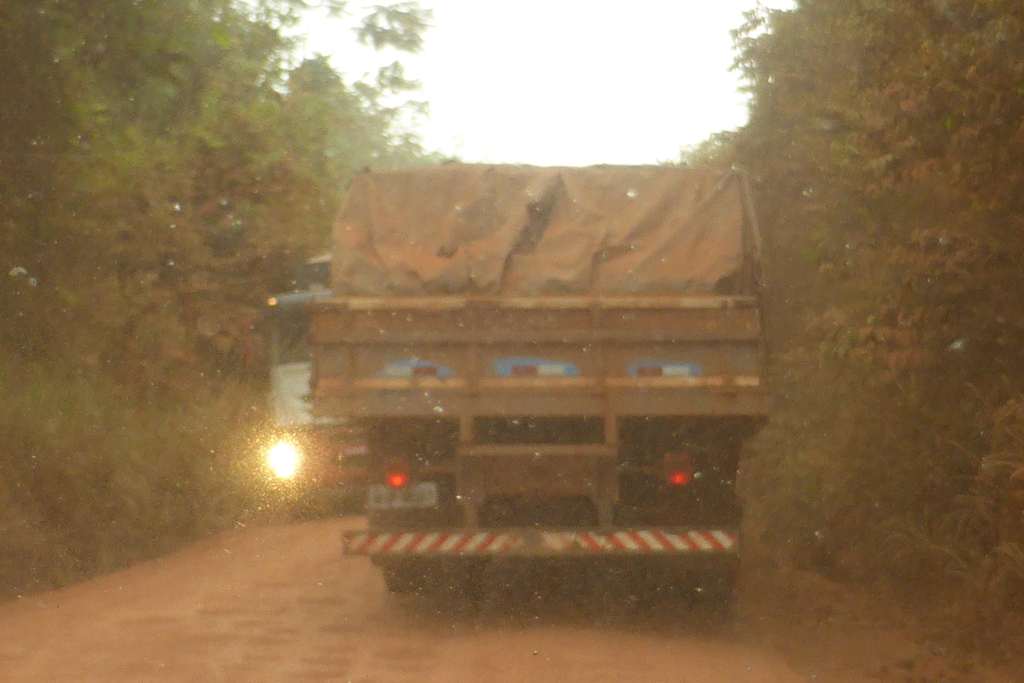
[331,164,751,296]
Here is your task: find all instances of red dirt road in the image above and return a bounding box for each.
[0,517,1007,683]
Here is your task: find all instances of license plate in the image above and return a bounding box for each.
[367,482,438,510]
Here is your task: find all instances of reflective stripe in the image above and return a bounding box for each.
[391,533,420,552]
[691,532,714,551]
[618,533,640,551]
[637,531,660,549]
[343,530,738,556]
[711,530,735,548]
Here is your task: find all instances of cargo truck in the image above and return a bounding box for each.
[311,164,768,601]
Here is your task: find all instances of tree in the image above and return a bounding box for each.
[729,0,1024,615]
[0,0,436,393]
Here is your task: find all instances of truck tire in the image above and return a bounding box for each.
[380,559,485,599]
[381,566,422,594]
[692,561,740,628]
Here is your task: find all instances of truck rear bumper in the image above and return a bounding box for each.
[342,528,737,557]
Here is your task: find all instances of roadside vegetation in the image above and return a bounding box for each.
[0,0,435,597]
[694,0,1024,655]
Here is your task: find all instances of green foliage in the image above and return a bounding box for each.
[886,399,1024,645]
[0,361,259,596]
[1,0,434,389]
[355,2,433,52]
[676,131,738,168]
[728,0,1024,639]
[0,0,434,593]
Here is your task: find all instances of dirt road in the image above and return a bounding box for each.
[0,517,1008,683]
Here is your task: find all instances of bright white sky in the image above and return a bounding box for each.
[300,1,792,167]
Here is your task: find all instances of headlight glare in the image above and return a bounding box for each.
[267,440,301,480]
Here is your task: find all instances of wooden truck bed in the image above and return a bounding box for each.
[311,294,766,528]
[310,294,767,420]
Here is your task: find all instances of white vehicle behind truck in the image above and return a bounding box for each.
[262,263,367,510]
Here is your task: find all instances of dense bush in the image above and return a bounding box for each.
[720,0,1024,646]
[0,0,434,594]
[0,361,265,596]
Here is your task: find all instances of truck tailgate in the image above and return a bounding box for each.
[311,295,767,419]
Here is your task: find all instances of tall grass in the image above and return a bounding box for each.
[741,339,1024,652]
[884,398,1024,650]
[0,358,262,597]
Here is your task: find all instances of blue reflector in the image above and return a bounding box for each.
[494,357,580,377]
[627,361,702,378]
[379,358,455,378]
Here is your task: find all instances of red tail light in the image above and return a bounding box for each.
[667,470,692,486]
[386,471,410,488]
[664,451,693,487]
[383,455,411,488]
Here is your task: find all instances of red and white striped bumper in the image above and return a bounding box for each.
[342,529,738,557]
